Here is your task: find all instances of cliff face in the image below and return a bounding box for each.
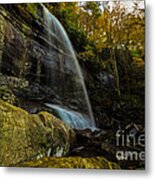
[0,4,46,77]
[0,4,92,116]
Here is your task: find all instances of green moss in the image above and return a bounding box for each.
[0,85,17,104]
[18,156,120,169]
[0,100,75,166]
[21,23,31,34]
[27,4,38,18]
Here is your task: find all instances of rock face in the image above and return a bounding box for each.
[18,156,120,169]
[0,100,75,166]
[0,4,45,76]
[0,4,58,102]
[0,4,95,126]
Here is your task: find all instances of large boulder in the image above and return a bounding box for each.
[0,100,75,166]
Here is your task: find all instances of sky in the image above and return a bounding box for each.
[104,1,145,12]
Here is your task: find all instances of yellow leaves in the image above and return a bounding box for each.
[59,2,66,11]
[132,57,144,68]
[46,2,144,56]
[79,50,95,61]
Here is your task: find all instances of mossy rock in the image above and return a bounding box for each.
[0,100,75,166]
[0,85,17,104]
[18,156,120,169]
[0,74,30,105]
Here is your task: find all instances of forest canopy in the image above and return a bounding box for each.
[45,1,144,57]
[45,1,145,97]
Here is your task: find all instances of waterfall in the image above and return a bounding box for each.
[42,5,96,130]
[45,104,94,129]
[0,4,96,130]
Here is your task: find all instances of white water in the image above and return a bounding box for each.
[45,103,95,130]
[42,5,95,129]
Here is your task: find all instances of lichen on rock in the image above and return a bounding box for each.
[18,156,120,169]
[0,100,75,166]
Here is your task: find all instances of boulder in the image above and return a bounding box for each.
[0,100,75,166]
[18,156,120,169]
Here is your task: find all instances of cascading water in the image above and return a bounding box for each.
[0,4,96,130]
[42,5,95,129]
[45,104,93,129]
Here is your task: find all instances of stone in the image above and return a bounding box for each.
[0,100,75,166]
[18,156,120,169]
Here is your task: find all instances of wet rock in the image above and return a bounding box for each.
[0,100,75,166]
[70,127,144,169]
[70,129,117,163]
[12,82,55,102]
[0,74,28,105]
